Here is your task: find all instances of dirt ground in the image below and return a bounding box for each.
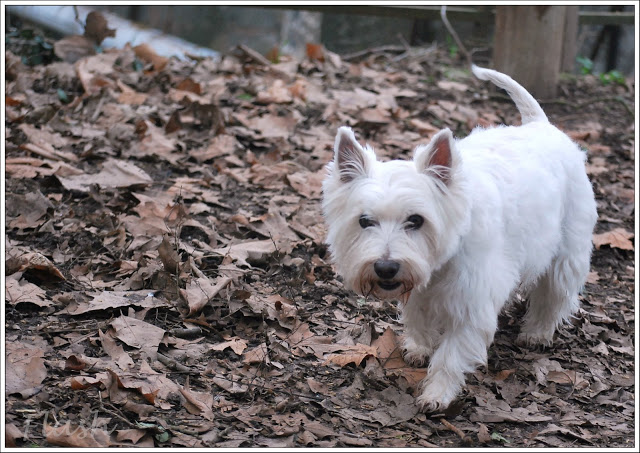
[4,19,636,448]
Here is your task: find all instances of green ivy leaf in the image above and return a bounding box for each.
[491,432,510,443]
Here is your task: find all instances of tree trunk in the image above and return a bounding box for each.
[494,6,577,98]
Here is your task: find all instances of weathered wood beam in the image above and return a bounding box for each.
[258,5,634,26]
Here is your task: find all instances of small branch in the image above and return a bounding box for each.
[341,44,407,61]
[157,352,191,373]
[440,6,472,66]
[440,418,473,444]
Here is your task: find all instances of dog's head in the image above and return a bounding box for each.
[321,127,470,301]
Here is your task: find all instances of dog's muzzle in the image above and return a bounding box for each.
[374,260,401,291]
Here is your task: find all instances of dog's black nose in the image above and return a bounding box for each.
[374,260,400,279]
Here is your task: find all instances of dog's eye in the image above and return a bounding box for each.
[359,215,375,229]
[405,214,424,230]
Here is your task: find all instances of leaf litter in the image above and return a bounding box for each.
[4,12,635,448]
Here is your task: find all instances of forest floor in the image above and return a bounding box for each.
[4,18,636,448]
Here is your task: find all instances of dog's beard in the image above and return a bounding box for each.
[347,260,425,305]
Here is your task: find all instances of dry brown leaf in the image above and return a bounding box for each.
[54,34,96,63]
[210,337,248,355]
[306,43,325,61]
[5,423,24,447]
[60,290,169,315]
[157,235,181,274]
[115,429,149,445]
[133,43,169,71]
[214,239,277,268]
[114,365,181,403]
[371,328,406,370]
[9,251,65,280]
[6,341,48,397]
[180,388,215,421]
[410,118,440,136]
[323,343,378,367]
[117,79,148,105]
[75,53,118,94]
[494,369,516,381]
[243,343,270,365]
[358,107,390,125]
[99,329,135,370]
[181,276,232,315]
[64,355,89,371]
[5,274,50,307]
[477,423,491,443]
[129,119,179,163]
[586,271,600,284]
[189,134,239,162]
[256,79,293,104]
[111,315,165,354]
[57,158,153,192]
[176,77,202,94]
[84,11,116,44]
[307,377,330,395]
[592,228,634,251]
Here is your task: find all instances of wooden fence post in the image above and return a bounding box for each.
[494,6,577,98]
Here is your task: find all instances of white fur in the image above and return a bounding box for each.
[322,66,598,412]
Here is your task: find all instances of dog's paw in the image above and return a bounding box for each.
[416,394,448,413]
[416,372,461,413]
[516,330,554,347]
[402,339,433,366]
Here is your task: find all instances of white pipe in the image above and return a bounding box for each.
[6,5,220,60]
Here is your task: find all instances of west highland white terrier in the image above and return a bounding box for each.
[322,65,598,412]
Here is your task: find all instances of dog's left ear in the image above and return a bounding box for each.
[414,128,455,183]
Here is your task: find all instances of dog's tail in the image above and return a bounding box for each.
[471,65,548,124]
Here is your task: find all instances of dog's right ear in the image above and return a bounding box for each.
[334,127,369,183]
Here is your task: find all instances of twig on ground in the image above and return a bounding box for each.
[440,418,473,444]
[157,352,191,373]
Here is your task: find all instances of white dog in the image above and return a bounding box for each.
[322,65,597,411]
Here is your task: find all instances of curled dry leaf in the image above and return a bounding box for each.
[5,274,50,307]
[8,251,65,280]
[592,228,634,251]
[210,337,248,355]
[84,11,116,45]
[323,343,378,367]
[5,423,24,447]
[182,276,232,315]
[133,43,169,71]
[180,388,215,421]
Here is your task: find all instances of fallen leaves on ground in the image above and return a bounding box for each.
[4,14,634,448]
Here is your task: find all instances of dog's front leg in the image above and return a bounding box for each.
[416,323,494,412]
[400,291,441,366]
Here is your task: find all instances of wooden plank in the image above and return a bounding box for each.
[258,5,492,24]
[578,11,635,25]
[258,5,634,26]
